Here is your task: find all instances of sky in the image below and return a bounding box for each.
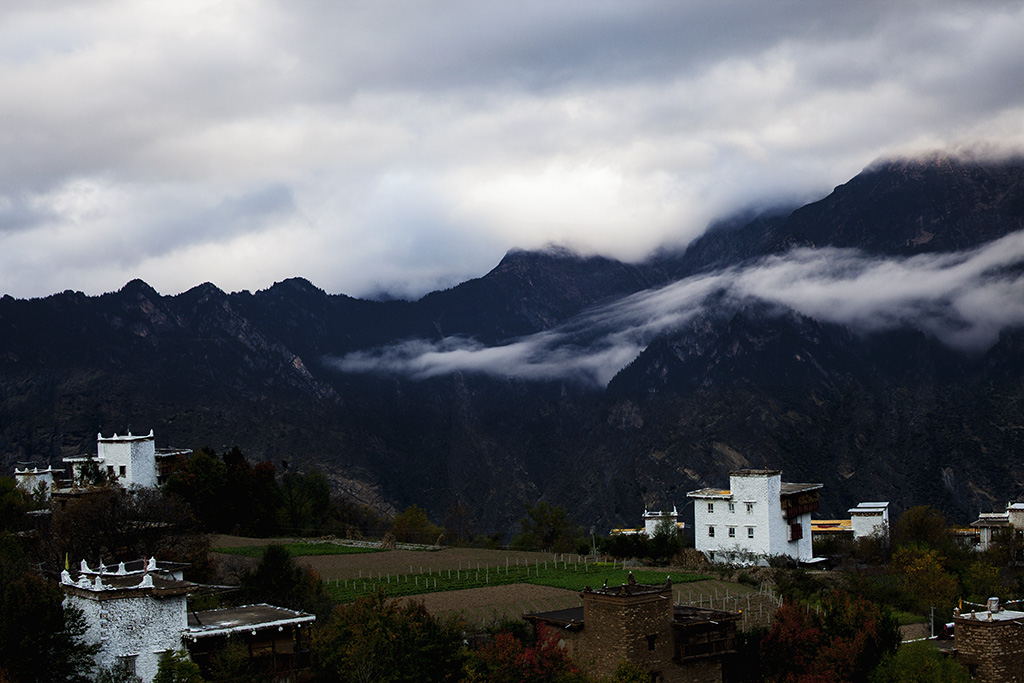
[2,1,1024,301]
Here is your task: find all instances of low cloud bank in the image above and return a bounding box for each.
[332,231,1024,386]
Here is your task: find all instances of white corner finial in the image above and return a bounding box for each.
[77,575,91,588]
[139,574,154,588]
[148,429,154,437]
[116,562,127,575]
[94,575,103,589]
[97,432,102,441]
[61,570,72,584]
[80,559,91,573]
[147,557,157,572]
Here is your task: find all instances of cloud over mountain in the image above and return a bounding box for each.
[334,230,1024,385]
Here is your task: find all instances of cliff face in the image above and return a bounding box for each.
[2,155,1024,532]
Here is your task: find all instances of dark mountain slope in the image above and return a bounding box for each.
[1,153,1023,531]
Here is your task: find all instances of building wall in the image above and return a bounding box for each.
[97,433,157,488]
[955,617,1024,683]
[851,511,887,539]
[691,472,779,564]
[66,590,187,683]
[580,590,675,680]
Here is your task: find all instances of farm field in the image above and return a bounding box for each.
[209,535,779,629]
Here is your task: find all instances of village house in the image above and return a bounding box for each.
[971,503,1024,552]
[62,430,190,489]
[687,469,822,565]
[61,557,314,682]
[954,598,1024,683]
[525,579,739,683]
[610,505,686,537]
[13,464,64,500]
[811,501,890,541]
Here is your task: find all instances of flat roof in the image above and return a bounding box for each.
[956,609,1024,623]
[687,488,732,499]
[187,604,315,638]
[780,482,823,495]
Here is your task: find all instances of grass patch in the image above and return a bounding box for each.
[324,560,709,603]
[213,543,381,558]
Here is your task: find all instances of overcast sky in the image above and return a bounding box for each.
[2,1,1023,300]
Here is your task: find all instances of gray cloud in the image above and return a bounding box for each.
[333,230,1024,385]
[0,1,1023,298]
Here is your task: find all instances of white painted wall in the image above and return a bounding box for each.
[65,584,186,682]
[97,432,157,488]
[689,470,817,565]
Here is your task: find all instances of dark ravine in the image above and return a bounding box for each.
[2,154,1023,534]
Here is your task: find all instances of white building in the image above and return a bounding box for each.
[63,431,190,488]
[13,464,64,499]
[849,502,889,539]
[62,558,315,682]
[687,469,822,565]
[972,502,1024,551]
[610,505,686,536]
[62,558,194,682]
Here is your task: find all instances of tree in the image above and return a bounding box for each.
[869,641,970,683]
[511,502,582,553]
[278,470,331,536]
[0,532,98,683]
[892,506,952,554]
[647,517,682,563]
[761,591,899,683]
[153,650,205,683]
[312,588,463,683]
[0,477,28,532]
[465,623,588,683]
[236,544,333,619]
[889,547,959,615]
[391,505,443,544]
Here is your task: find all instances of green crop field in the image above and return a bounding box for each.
[323,560,709,603]
[213,542,381,558]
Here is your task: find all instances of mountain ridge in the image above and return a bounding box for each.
[2,153,1024,532]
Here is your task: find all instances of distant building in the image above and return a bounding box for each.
[61,558,315,683]
[954,598,1024,683]
[849,502,889,539]
[687,469,822,565]
[13,464,64,500]
[62,430,190,488]
[526,580,739,683]
[812,501,890,541]
[610,506,686,537]
[972,503,1024,552]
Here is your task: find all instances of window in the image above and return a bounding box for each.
[746,502,754,514]
[708,526,715,538]
[107,465,114,476]
[728,527,735,538]
[708,502,714,513]
[119,465,126,477]
[747,527,754,539]
[116,656,137,676]
[646,634,658,650]
[728,502,735,513]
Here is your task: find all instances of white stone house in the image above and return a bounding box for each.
[687,469,822,565]
[63,431,190,488]
[972,502,1024,551]
[849,502,889,539]
[13,464,64,499]
[62,558,194,682]
[609,505,686,536]
[62,558,315,683]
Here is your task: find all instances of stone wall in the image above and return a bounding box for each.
[956,616,1024,683]
[580,588,675,680]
